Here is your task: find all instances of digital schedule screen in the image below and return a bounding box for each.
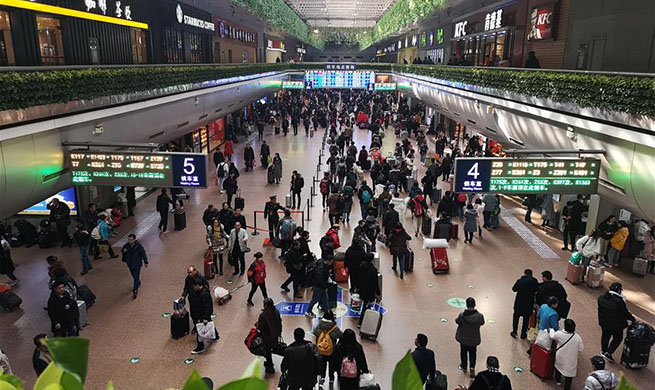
[69,151,207,188]
[304,70,375,89]
[454,158,601,194]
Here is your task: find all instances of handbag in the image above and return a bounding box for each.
[527,327,538,342]
[196,321,217,342]
[535,329,553,350]
[272,336,287,356]
[359,372,376,388]
[244,328,266,356]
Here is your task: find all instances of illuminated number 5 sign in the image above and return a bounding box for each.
[183,158,195,174]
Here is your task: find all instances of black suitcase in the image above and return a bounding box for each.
[434,223,451,241]
[267,166,275,184]
[0,291,22,312]
[422,216,432,236]
[328,284,338,309]
[77,284,96,307]
[425,370,448,390]
[621,343,651,368]
[405,248,414,271]
[432,188,442,204]
[235,196,245,211]
[174,210,186,231]
[171,311,190,339]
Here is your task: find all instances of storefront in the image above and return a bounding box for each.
[149,0,213,63]
[450,1,526,67]
[208,117,226,152]
[265,38,285,63]
[397,34,418,64]
[213,18,257,63]
[420,27,448,64]
[0,0,150,65]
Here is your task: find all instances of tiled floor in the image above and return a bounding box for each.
[1,125,653,390]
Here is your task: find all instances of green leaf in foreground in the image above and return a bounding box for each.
[0,374,23,390]
[616,373,638,390]
[181,370,209,390]
[392,351,423,390]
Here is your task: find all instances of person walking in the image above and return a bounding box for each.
[510,269,538,339]
[357,255,381,327]
[224,173,239,208]
[313,310,342,385]
[257,121,265,141]
[272,153,283,184]
[83,203,100,259]
[541,194,555,227]
[97,214,118,258]
[597,282,635,362]
[344,241,367,293]
[550,319,584,390]
[305,256,334,318]
[411,333,436,385]
[584,355,619,390]
[333,329,369,390]
[260,140,271,167]
[181,266,209,304]
[281,328,320,390]
[246,252,268,306]
[538,296,560,332]
[278,210,296,258]
[319,173,332,211]
[206,220,227,276]
[327,188,343,226]
[189,280,215,354]
[455,297,485,378]
[481,193,497,228]
[264,195,284,241]
[607,222,629,268]
[576,229,603,277]
[244,143,255,172]
[121,234,148,299]
[216,161,228,193]
[357,181,374,220]
[388,222,412,279]
[281,240,305,298]
[257,298,282,374]
[290,171,304,209]
[0,347,11,375]
[156,189,174,233]
[47,281,80,337]
[228,221,249,276]
[408,192,428,237]
[463,204,478,244]
[455,356,512,390]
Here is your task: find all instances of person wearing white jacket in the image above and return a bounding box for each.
[550,319,584,390]
[0,348,11,374]
[576,229,603,277]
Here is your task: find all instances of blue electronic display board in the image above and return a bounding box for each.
[304,70,375,89]
[19,187,78,216]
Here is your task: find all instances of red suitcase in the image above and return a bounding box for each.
[334,260,349,282]
[430,248,450,274]
[450,223,459,240]
[204,247,215,280]
[530,344,555,380]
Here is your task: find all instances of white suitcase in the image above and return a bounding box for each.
[360,304,383,341]
[586,265,605,288]
[632,257,648,276]
[77,300,88,328]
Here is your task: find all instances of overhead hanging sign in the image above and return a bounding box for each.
[454,158,601,194]
[69,151,208,188]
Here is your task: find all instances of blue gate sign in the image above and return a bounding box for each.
[276,301,310,316]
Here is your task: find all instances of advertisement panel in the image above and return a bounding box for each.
[19,188,78,216]
[527,4,558,40]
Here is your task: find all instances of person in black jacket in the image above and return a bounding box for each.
[456,356,512,390]
[290,171,304,209]
[73,225,92,275]
[189,281,216,355]
[202,204,219,227]
[357,256,381,326]
[344,242,367,293]
[218,203,234,232]
[83,203,100,259]
[536,270,569,319]
[47,198,71,247]
[281,240,305,298]
[230,208,247,232]
[121,234,148,299]
[281,328,319,390]
[305,256,334,318]
[244,143,255,171]
[32,334,50,376]
[597,282,635,362]
[156,189,174,233]
[388,222,412,279]
[510,269,539,339]
[411,333,436,384]
[181,266,209,302]
[382,204,400,236]
[333,329,369,390]
[264,196,284,240]
[47,281,79,337]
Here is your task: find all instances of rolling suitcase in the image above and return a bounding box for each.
[450,223,459,240]
[334,260,349,282]
[405,248,414,272]
[566,262,583,284]
[586,265,605,288]
[621,342,651,368]
[267,166,275,184]
[490,214,500,228]
[174,210,186,231]
[430,248,449,274]
[431,187,442,204]
[235,190,245,211]
[328,283,338,309]
[204,248,215,280]
[77,300,88,328]
[632,257,648,276]
[0,291,22,312]
[434,223,451,241]
[285,194,292,208]
[171,311,190,339]
[377,272,383,296]
[360,305,383,341]
[425,370,447,390]
[422,216,432,236]
[530,344,555,380]
[77,284,96,307]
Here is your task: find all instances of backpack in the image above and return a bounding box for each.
[319,234,333,251]
[217,163,227,178]
[304,260,319,287]
[317,325,337,356]
[91,226,101,240]
[361,189,372,204]
[340,356,358,378]
[457,193,467,203]
[297,177,304,189]
[320,179,330,195]
[412,196,425,217]
[336,195,346,211]
[279,219,295,240]
[480,374,506,390]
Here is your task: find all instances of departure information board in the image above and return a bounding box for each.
[304,70,375,89]
[69,151,207,188]
[454,158,601,194]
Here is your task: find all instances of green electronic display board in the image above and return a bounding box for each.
[454,158,601,194]
[69,151,208,188]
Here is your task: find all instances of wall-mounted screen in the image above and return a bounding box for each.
[304,70,375,89]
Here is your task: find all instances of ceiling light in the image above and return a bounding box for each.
[313,29,319,33]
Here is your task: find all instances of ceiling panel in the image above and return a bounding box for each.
[286,0,397,27]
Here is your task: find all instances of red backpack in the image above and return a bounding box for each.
[247,260,266,285]
[320,179,330,195]
[412,196,425,217]
[457,193,467,203]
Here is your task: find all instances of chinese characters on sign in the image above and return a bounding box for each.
[484,9,503,31]
[85,0,132,20]
[324,64,356,70]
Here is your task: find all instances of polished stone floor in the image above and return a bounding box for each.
[1,125,653,390]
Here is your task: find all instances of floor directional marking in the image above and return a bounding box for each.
[114,211,161,246]
[500,209,559,259]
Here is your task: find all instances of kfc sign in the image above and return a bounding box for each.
[527,4,557,40]
[454,21,468,38]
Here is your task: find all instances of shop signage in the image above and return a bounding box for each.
[176,3,214,31]
[454,158,601,194]
[484,9,503,31]
[267,39,285,51]
[527,4,557,40]
[296,47,306,54]
[454,21,468,38]
[218,20,256,43]
[69,151,208,188]
[398,40,402,49]
[436,28,444,44]
[411,35,417,46]
[84,0,132,20]
[429,31,434,46]
[325,64,356,70]
[421,32,427,47]
[404,36,408,48]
